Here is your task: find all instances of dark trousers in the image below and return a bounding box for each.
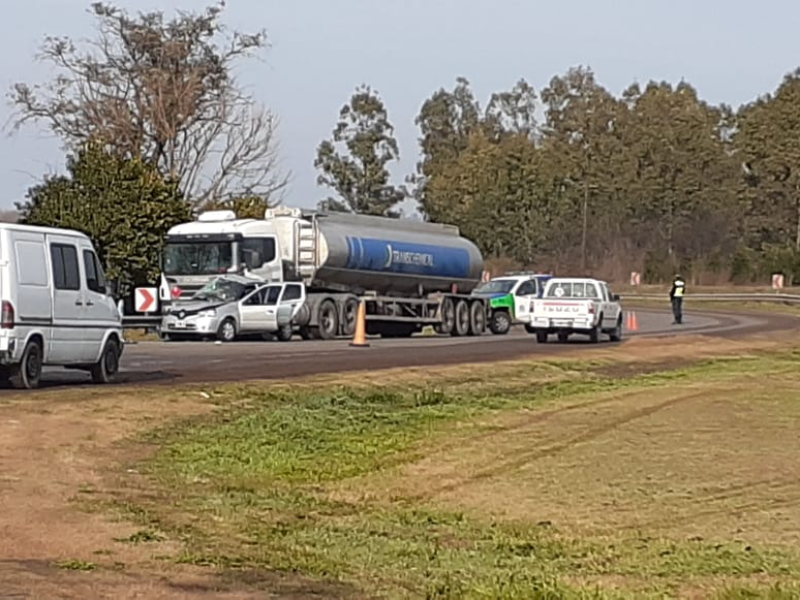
[671,297,683,324]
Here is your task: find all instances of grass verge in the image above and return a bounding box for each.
[103,349,800,599]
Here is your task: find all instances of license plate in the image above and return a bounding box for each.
[552,319,572,327]
[173,320,186,329]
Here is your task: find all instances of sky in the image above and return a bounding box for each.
[1,0,799,212]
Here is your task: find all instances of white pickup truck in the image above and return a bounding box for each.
[526,277,623,343]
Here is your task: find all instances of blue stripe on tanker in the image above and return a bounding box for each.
[344,236,472,278]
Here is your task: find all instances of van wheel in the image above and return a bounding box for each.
[217,318,237,342]
[10,340,43,390]
[91,340,120,384]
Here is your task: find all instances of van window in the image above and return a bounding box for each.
[83,249,107,294]
[50,244,81,291]
[15,241,48,286]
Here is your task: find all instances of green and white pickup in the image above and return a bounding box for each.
[470,273,553,334]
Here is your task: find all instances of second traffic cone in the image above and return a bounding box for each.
[629,311,639,332]
[349,299,370,347]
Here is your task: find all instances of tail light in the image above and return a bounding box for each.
[587,302,595,314]
[1,300,14,329]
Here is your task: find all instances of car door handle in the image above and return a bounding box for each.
[75,300,84,306]
[86,301,94,306]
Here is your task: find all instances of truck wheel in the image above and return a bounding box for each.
[535,331,548,344]
[609,317,623,342]
[91,339,121,384]
[588,325,600,343]
[468,301,486,336]
[435,297,455,335]
[10,339,43,389]
[316,299,339,340]
[217,318,237,342]
[452,299,470,336]
[276,324,293,342]
[341,297,359,337]
[557,332,569,343]
[489,310,511,335]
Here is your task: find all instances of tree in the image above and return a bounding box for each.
[540,66,627,271]
[314,84,405,216]
[8,1,288,207]
[18,141,192,291]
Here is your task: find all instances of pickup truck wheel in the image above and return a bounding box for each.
[535,331,548,344]
[276,324,293,342]
[609,318,623,342]
[452,300,470,336]
[588,326,600,343]
[557,332,569,343]
[489,310,511,335]
[10,340,43,389]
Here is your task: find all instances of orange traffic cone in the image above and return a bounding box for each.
[626,311,639,332]
[349,299,370,347]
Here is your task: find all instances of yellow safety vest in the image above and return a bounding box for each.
[673,280,685,297]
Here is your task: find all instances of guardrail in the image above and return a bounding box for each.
[620,292,800,304]
[121,315,161,329]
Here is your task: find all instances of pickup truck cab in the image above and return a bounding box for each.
[471,272,552,334]
[526,277,623,343]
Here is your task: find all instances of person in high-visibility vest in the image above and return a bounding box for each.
[669,274,686,324]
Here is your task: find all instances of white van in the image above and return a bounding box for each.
[0,223,124,389]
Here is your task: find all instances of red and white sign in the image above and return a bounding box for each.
[135,287,158,313]
[630,271,641,286]
[772,274,785,290]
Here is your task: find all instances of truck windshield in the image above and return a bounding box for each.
[474,279,516,294]
[545,282,599,299]
[163,241,234,276]
[191,278,250,302]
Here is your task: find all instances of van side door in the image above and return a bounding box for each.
[47,236,87,363]
[80,242,116,362]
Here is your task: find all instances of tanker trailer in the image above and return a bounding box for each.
[267,206,489,340]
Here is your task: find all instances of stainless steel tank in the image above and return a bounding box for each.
[309,211,484,296]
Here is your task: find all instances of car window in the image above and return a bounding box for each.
[264,286,281,306]
[281,284,303,301]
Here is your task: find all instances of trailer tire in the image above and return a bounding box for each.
[341,297,359,337]
[435,297,455,335]
[468,300,486,336]
[489,310,511,335]
[452,299,470,336]
[315,299,339,340]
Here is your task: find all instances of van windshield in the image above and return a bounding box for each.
[163,241,234,276]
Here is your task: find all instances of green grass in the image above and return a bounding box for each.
[113,351,800,599]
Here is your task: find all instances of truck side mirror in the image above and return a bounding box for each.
[612,294,620,302]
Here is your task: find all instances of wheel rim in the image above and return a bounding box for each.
[456,303,469,331]
[343,300,357,334]
[223,321,235,340]
[321,304,337,336]
[442,301,454,331]
[496,313,509,331]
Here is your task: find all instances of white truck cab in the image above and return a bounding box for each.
[0,223,124,389]
[527,277,623,344]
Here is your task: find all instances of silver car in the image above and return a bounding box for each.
[160,275,306,342]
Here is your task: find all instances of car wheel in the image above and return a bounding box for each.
[91,339,120,384]
[276,324,293,342]
[217,318,237,342]
[10,339,43,390]
[490,311,511,335]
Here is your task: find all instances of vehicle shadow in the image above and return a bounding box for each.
[0,370,176,391]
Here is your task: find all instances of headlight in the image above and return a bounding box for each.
[199,309,216,318]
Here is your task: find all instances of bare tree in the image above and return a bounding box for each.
[7,1,289,208]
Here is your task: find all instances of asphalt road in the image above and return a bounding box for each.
[23,306,796,389]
